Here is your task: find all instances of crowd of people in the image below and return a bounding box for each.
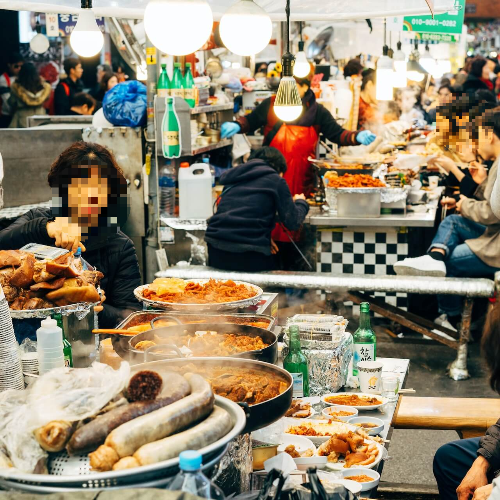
[0,55,120,128]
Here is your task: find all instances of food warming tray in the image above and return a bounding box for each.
[0,396,245,492]
[133,280,264,312]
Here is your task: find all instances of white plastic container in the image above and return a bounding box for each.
[36,318,64,374]
[178,162,213,219]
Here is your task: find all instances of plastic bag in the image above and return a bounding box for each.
[103,80,147,127]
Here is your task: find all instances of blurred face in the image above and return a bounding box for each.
[68,167,109,228]
[455,119,478,163]
[477,126,496,161]
[436,114,450,141]
[297,83,309,99]
[71,64,83,80]
[482,63,491,80]
[8,61,23,77]
[438,87,452,105]
[397,90,416,113]
[107,75,118,90]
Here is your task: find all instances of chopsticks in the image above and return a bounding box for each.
[441,203,447,220]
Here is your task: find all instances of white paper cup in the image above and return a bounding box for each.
[428,176,440,189]
[358,361,384,393]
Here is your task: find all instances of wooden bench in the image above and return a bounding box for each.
[393,396,500,438]
[157,266,499,380]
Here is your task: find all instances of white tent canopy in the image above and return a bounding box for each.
[1,0,455,21]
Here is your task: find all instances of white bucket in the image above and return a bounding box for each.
[178,162,213,219]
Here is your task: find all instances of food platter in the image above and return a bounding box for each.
[9,301,98,319]
[134,280,264,312]
[321,393,388,411]
[325,441,384,471]
[283,418,357,445]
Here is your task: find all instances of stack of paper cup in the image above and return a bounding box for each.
[0,289,24,391]
[36,318,64,375]
[21,351,39,375]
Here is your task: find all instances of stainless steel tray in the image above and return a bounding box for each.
[134,280,264,311]
[0,396,245,489]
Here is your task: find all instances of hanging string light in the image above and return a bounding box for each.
[70,0,104,58]
[274,0,302,122]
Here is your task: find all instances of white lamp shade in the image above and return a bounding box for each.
[145,0,213,56]
[220,0,272,56]
[30,33,50,54]
[393,60,407,88]
[407,71,425,82]
[293,51,310,78]
[274,76,303,122]
[376,55,394,101]
[420,56,436,75]
[70,9,104,58]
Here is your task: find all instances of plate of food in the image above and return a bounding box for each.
[321,405,358,422]
[347,417,384,436]
[324,173,386,189]
[284,418,356,445]
[278,435,327,470]
[285,399,316,418]
[321,393,388,411]
[134,278,263,311]
[319,433,384,470]
[341,468,380,492]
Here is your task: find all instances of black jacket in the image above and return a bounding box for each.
[54,77,84,115]
[461,74,492,95]
[479,420,500,470]
[205,159,309,255]
[0,208,141,328]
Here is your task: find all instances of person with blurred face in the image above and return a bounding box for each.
[0,52,24,127]
[69,92,96,116]
[0,142,141,327]
[54,58,84,115]
[93,72,118,102]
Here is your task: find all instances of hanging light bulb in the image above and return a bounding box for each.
[375,20,393,101]
[407,43,427,83]
[145,0,213,56]
[220,0,272,56]
[70,1,104,58]
[419,43,436,74]
[274,0,302,122]
[393,41,407,88]
[294,41,310,78]
[30,18,49,54]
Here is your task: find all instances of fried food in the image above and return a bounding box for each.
[134,340,157,351]
[285,400,312,418]
[325,174,386,189]
[143,278,257,304]
[324,395,382,406]
[345,475,374,483]
[284,445,300,458]
[326,410,356,417]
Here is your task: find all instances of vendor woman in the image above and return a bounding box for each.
[0,141,141,328]
[221,76,376,268]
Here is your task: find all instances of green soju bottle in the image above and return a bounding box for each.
[353,302,376,376]
[52,313,73,368]
[171,62,184,99]
[284,325,309,397]
[157,63,170,98]
[162,97,181,158]
[183,62,196,108]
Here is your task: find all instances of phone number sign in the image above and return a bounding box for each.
[403,0,464,35]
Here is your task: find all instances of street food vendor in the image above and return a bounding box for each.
[0,142,141,327]
[221,76,376,267]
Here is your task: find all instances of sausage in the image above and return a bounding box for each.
[133,406,232,466]
[34,420,75,452]
[67,372,190,455]
[89,373,213,470]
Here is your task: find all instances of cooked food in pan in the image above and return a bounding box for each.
[126,318,271,332]
[141,278,258,304]
[324,173,386,189]
[323,395,382,407]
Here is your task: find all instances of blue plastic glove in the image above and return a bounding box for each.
[357,130,377,146]
[221,122,241,139]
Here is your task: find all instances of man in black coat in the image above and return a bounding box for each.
[54,58,84,115]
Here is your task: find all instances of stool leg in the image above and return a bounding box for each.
[448,297,473,381]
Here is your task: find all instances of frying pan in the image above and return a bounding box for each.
[112,323,278,365]
[130,357,293,433]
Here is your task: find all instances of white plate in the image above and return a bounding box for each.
[325,441,384,471]
[347,416,384,435]
[286,399,317,419]
[322,405,358,422]
[321,393,388,411]
[341,467,380,492]
[277,434,316,455]
[283,418,357,445]
[328,479,362,495]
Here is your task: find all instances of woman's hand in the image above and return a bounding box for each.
[456,194,467,213]
[440,197,457,210]
[472,484,493,500]
[428,155,456,173]
[46,217,86,253]
[469,161,488,185]
[457,456,490,500]
[94,289,106,314]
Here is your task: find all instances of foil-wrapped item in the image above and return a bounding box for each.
[283,332,353,395]
[9,302,96,320]
[381,186,410,203]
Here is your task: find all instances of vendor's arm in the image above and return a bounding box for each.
[478,419,500,471]
[316,105,360,146]
[236,98,271,135]
[0,209,54,250]
[275,179,309,231]
[98,236,141,328]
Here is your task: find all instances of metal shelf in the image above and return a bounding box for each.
[189,103,234,115]
[190,138,233,155]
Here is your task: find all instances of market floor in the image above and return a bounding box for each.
[376,332,496,488]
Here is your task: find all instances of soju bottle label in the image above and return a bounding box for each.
[171,88,184,98]
[184,88,195,100]
[354,344,375,365]
[164,131,179,146]
[158,89,169,98]
[290,373,304,397]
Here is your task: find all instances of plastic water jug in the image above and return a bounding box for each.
[178,162,213,219]
[36,317,64,374]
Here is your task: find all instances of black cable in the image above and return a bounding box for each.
[285,0,290,54]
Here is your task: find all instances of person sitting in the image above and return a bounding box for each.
[69,92,96,116]
[0,141,141,327]
[205,146,309,272]
[394,109,500,332]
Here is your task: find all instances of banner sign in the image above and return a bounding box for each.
[54,14,105,37]
[403,0,464,35]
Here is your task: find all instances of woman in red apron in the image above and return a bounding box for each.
[221,77,376,269]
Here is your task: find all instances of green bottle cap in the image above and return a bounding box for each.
[161,64,166,69]
[174,62,181,68]
[186,62,192,68]
[360,302,370,312]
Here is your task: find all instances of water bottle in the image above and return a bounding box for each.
[167,451,225,499]
[159,160,176,218]
[36,318,65,375]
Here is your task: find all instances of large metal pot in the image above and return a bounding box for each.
[113,323,278,365]
[131,357,293,433]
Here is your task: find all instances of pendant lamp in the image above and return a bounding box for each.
[419,44,436,74]
[393,41,407,88]
[70,0,104,58]
[30,17,50,55]
[376,20,394,101]
[407,43,427,83]
[274,0,302,122]
[294,23,310,78]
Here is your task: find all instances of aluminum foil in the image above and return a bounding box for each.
[381,186,410,204]
[282,332,353,395]
[157,267,496,298]
[9,302,96,320]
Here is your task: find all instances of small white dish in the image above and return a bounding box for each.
[293,455,328,470]
[322,405,358,421]
[329,479,362,495]
[277,434,316,455]
[341,468,380,492]
[321,393,388,411]
[347,416,384,435]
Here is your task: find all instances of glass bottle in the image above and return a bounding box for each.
[171,62,185,99]
[183,62,196,107]
[283,325,309,397]
[52,313,73,368]
[352,302,377,376]
[157,63,171,98]
[162,97,181,158]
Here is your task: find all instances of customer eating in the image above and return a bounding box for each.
[205,146,309,272]
[0,141,141,327]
